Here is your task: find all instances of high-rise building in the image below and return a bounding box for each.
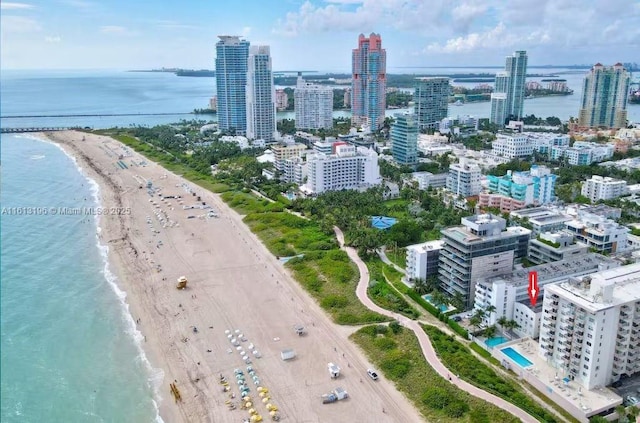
[490,72,510,125]
[438,214,531,308]
[294,73,334,130]
[538,264,640,389]
[490,51,528,125]
[446,159,482,197]
[275,89,288,111]
[246,45,277,142]
[506,51,528,120]
[414,77,450,130]
[578,63,630,128]
[216,36,250,134]
[390,113,418,166]
[351,33,386,130]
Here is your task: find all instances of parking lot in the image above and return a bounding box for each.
[612,373,640,406]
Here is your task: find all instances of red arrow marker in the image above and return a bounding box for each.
[528,271,539,306]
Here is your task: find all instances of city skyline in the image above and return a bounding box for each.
[1,0,639,70]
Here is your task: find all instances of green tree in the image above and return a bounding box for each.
[483,325,497,338]
[412,278,429,295]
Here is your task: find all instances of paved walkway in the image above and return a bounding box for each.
[377,246,406,275]
[335,227,539,423]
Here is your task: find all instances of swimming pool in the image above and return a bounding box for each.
[485,337,508,348]
[423,294,449,312]
[501,347,533,368]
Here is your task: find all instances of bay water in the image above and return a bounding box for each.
[0,135,162,422]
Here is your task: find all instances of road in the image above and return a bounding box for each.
[334,227,539,423]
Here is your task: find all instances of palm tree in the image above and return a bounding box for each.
[469,314,483,334]
[614,405,628,423]
[504,320,520,339]
[412,278,429,295]
[497,315,509,332]
[483,325,498,339]
[430,291,448,309]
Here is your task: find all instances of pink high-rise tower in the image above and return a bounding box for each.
[351,33,386,130]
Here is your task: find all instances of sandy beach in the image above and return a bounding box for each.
[44,130,424,423]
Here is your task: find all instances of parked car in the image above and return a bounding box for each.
[367,369,379,381]
[452,316,462,322]
[624,395,639,406]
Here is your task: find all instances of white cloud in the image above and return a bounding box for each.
[100,25,136,36]
[0,2,34,9]
[426,22,517,53]
[0,15,41,33]
[241,26,252,37]
[451,2,488,32]
[273,0,446,36]
[45,35,62,43]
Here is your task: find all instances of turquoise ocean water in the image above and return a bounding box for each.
[1,135,162,422]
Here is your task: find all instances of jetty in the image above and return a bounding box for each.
[0,127,73,134]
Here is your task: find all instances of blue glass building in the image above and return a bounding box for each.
[216,36,250,134]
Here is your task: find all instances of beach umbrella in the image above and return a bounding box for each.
[235,329,241,334]
[253,379,260,385]
[249,408,256,414]
[248,344,254,350]
[245,401,252,408]
[262,398,269,404]
[231,338,237,343]
[266,404,274,411]
[227,334,233,339]
[270,411,276,417]
[259,392,265,398]
[236,346,243,351]
[242,355,249,360]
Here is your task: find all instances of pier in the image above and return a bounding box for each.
[0,127,74,134]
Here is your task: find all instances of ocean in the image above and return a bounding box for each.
[0,68,638,422]
[1,69,639,129]
[0,135,162,422]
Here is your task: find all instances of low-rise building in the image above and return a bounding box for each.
[511,207,572,236]
[410,171,448,190]
[581,175,629,202]
[564,211,629,254]
[550,142,614,165]
[528,232,589,265]
[406,240,444,281]
[478,193,526,213]
[486,165,557,206]
[271,142,307,172]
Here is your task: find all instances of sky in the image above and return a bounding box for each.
[1,0,639,71]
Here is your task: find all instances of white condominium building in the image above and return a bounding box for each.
[246,45,277,142]
[564,212,629,254]
[294,73,334,130]
[405,240,444,281]
[581,175,629,202]
[446,159,482,198]
[302,144,381,194]
[475,253,618,339]
[492,134,534,158]
[539,263,640,389]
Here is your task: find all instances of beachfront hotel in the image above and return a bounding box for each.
[413,77,450,130]
[578,63,630,129]
[246,45,277,142]
[215,35,250,134]
[351,33,386,130]
[302,143,381,194]
[438,214,531,309]
[390,112,418,166]
[538,263,640,390]
[490,51,528,125]
[294,73,334,130]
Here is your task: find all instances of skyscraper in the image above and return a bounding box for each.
[390,112,418,165]
[578,63,630,128]
[215,36,250,134]
[414,77,450,130]
[490,51,528,125]
[294,73,334,130]
[351,33,386,130]
[246,45,277,142]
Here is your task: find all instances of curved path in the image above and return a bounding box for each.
[334,227,539,423]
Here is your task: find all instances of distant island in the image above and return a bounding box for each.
[128,68,215,77]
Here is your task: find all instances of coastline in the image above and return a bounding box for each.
[42,130,424,423]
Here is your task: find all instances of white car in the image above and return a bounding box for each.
[367,369,379,381]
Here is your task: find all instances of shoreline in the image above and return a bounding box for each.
[42,130,424,423]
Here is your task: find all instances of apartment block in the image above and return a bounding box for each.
[511,207,572,236]
[581,175,629,202]
[550,142,614,165]
[486,165,557,206]
[215,35,250,134]
[414,77,450,130]
[410,171,448,190]
[539,264,640,389]
[302,144,381,194]
[352,33,386,130]
[492,134,534,158]
[578,63,631,129]
[439,214,531,309]
[391,113,418,165]
[405,240,445,281]
[475,253,617,338]
[529,232,589,265]
[564,212,629,254]
[446,159,482,198]
[246,45,277,142]
[294,73,334,130]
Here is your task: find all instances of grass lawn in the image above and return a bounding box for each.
[365,258,418,319]
[351,325,521,423]
[386,247,407,269]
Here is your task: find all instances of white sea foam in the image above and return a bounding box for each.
[27,133,166,423]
